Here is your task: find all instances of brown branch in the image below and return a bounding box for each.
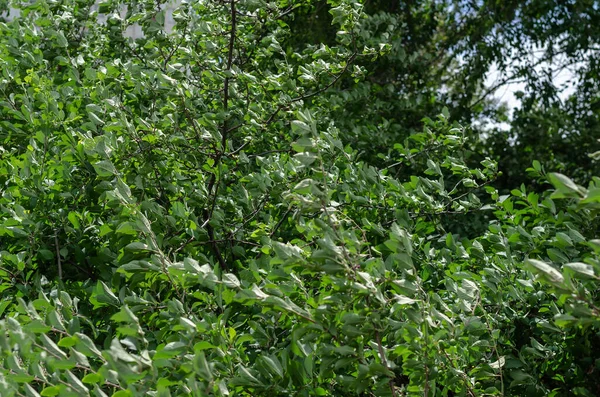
[222,0,237,147]
[227,140,249,156]
[163,25,188,68]
[202,0,237,272]
[439,349,477,397]
[291,53,358,103]
[247,149,291,158]
[188,239,261,247]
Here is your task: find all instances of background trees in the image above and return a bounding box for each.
[286,0,600,187]
[0,0,599,396]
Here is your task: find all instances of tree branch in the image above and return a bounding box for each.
[203,0,237,271]
[263,52,358,128]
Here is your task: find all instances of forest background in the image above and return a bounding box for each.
[1,0,600,396]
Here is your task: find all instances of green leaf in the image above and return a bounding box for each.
[193,352,213,381]
[40,334,68,359]
[124,242,151,252]
[581,187,600,204]
[40,386,61,397]
[293,179,316,195]
[489,356,505,369]
[525,259,564,284]
[394,295,417,305]
[93,160,117,177]
[24,320,51,334]
[260,354,283,378]
[56,31,68,47]
[23,384,43,397]
[111,391,133,397]
[115,222,138,235]
[81,373,103,384]
[88,112,104,125]
[547,248,568,263]
[75,333,103,358]
[39,249,54,260]
[548,173,585,198]
[222,273,240,289]
[68,211,80,229]
[563,262,597,279]
[10,373,34,383]
[57,336,77,348]
[291,120,311,134]
[93,281,120,307]
[65,370,89,395]
[554,314,578,327]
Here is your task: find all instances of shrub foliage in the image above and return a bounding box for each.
[0,1,599,396]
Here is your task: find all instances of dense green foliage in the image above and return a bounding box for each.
[1,0,600,396]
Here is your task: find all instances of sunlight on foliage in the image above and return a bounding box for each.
[0,1,599,396]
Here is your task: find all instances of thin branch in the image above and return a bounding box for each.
[270,206,293,238]
[263,52,358,128]
[0,266,16,279]
[291,53,358,104]
[222,0,237,147]
[247,149,291,158]
[232,195,269,236]
[203,0,237,272]
[54,232,62,280]
[227,140,249,156]
[163,24,188,68]
[276,4,300,20]
[384,144,445,170]
[469,55,582,110]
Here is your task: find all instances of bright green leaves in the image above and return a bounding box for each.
[40,386,61,396]
[548,172,586,198]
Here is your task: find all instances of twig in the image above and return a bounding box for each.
[0,266,16,279]
[232,195,269,236]
[227,140,249,156]
[439,349,477,397]
[263,52,358,128]
[384,144,444,170]
[247,149,291,158]
[270,206,293,238]
[54,233,62,280]
[202,0,238,271]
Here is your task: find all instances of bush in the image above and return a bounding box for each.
[0,1,599,396]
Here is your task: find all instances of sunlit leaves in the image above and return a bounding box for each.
[0,0,599,396]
